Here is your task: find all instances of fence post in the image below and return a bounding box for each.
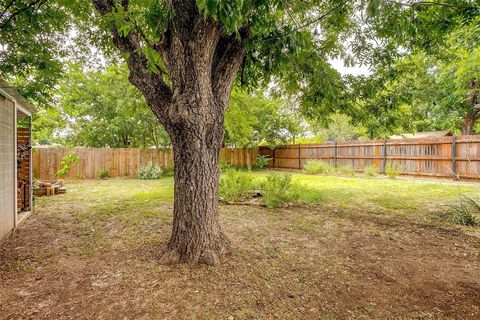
[382,140,387,175]
[272,147,276,169]
[298,144,301,170]
[452,135,457,181]
[334,142,338,168]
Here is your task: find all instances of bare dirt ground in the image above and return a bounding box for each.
[0,179,479,319]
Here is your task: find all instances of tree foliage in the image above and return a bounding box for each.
[58,64,170,148]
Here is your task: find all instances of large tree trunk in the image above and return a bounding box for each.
[161,117,230,265]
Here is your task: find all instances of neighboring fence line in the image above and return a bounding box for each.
[33,136,480,181]
[259,135,480,180]
[33,147,257,180]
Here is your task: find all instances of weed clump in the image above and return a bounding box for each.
[337,165,355,176]
[364,165,378,177]
[219,169,255,202]
[138,162,163,180]
[98,168,111,180]
[261,173,324,208]
[438,195,479,226]
[303,160,335,175]
[385,161,404,179]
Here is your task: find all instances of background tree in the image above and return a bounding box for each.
[225,90,306,147]
[345,1,480,136]
[0,0,92,102]
[59,64,170,148]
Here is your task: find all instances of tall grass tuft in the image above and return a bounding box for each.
[337,165,355,176]
[385,161,404,179]
[440,195,479,226]
[303,160,335,175]
[364,165,378,177]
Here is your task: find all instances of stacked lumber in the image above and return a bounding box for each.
[17,127,31,211]
[33,180,67,197]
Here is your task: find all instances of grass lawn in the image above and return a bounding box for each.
[1,172,479,319]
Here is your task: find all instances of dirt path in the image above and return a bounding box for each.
[1,191,479,319]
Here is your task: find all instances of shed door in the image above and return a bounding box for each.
[0,95,15,241]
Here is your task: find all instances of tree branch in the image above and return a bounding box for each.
[383,0,478,10]
[92,0,173,125]
[212,28,249,108]
[0,0,47,31]
[264,0,350,42]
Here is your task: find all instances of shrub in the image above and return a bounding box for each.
[385,161,404,179]
[261,173,298,208]
[56,151,80,178]
[337,165,355,176]
[219,169,254,202]
[220,161,234,173]
[138,162,163,180]
[303,160,335,175]
[162,164,175,177]
[98,168,111,180]
[253,155,271,170]
[261,173,324,208]
[364,165,378,177]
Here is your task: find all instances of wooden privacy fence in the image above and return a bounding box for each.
[259,136,480,180]
[33,147,257,180]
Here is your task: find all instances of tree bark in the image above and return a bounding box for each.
[462,114,475,135]
[161,113,230,265]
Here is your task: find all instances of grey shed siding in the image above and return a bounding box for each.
[0,95,15,240]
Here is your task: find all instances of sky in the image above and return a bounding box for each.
[329,58,371,76]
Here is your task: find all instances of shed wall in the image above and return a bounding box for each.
[0,95,15,240]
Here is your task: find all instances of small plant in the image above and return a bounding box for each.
[385,161,404,179]
[219,169,255,202]
[98,168,111,180]
[261,173,297,208]
[303,160,335,175]
[364,165,378,177]
[261,173,324,208]
[439,195,479,226]
[253,155,271,170]
[337,165,355,176]
[56,151,80,178]
[220,161,234,173]
[162,164,175,177]
[138,162,163,180]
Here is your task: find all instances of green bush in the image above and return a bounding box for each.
[303,160,335,175]
[337,165,355,176]
[219,169,254,202]
[261,173,297,208]
[138,162,163,180]
[385,161,404,179]
[253,155,271,170]
[98,168,111,180]
[161,164,174,177]
[363,165,378,177]
[260,173,324,208]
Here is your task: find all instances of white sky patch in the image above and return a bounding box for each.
[329,58,371,76]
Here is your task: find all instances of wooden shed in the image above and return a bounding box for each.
[0,79,36,242]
